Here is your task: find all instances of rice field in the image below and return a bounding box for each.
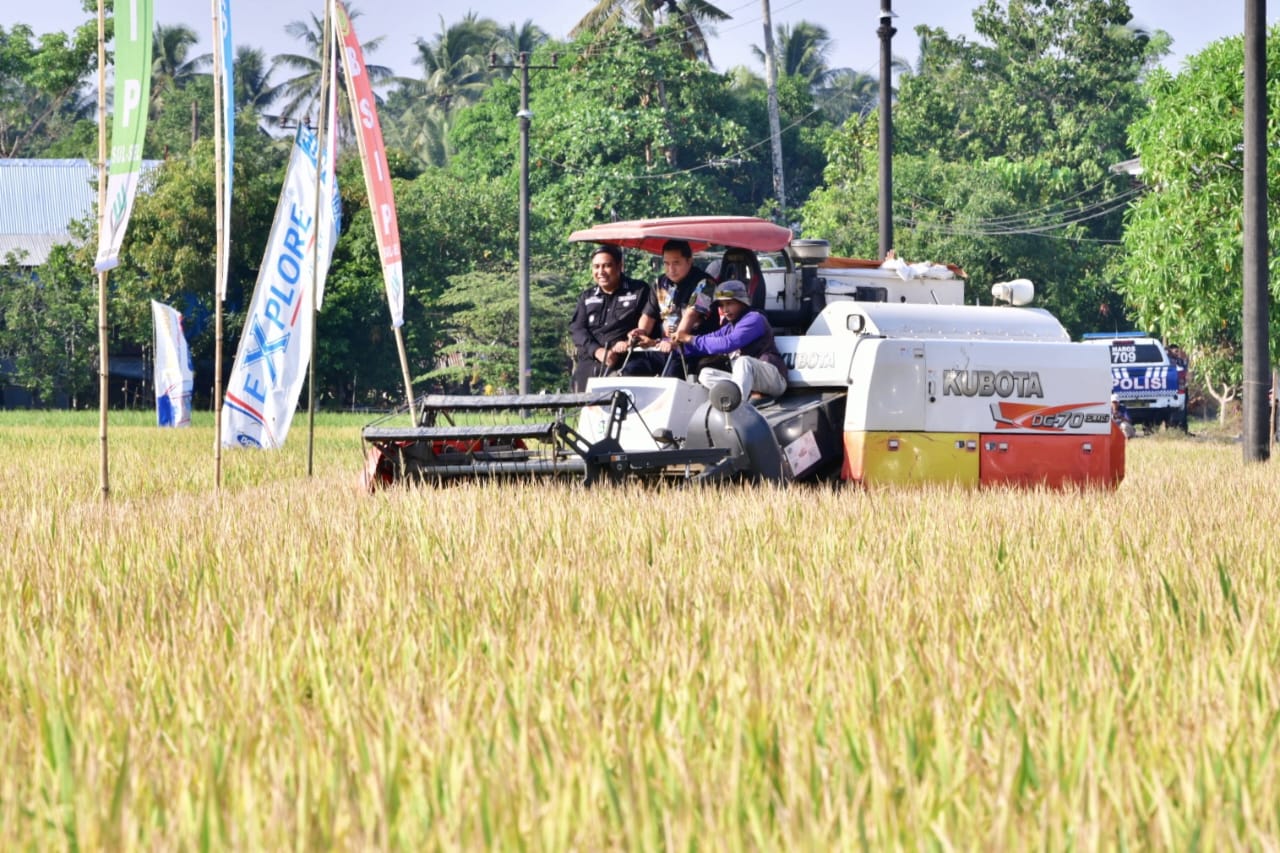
[1,411,1277,848]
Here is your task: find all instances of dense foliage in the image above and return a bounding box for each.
[1117,27,1280,394]
[803,0,1164,334]
[2,1,1275,407]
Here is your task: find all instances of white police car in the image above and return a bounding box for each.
[1082,332,1187,430]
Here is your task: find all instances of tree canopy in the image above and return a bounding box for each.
[9,1,1275,409]
[1116,26,1280,395]
[803,0,1165,334]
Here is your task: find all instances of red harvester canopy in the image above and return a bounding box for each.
[568,216,794,255]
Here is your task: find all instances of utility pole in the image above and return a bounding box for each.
[762,0,786,220]
[490,51,558,395]
[878,1,897,259]
[1243,0,1270,462]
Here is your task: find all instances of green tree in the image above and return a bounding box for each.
[272,8,393,129]
[899,0,1161,165]
[380,13,507,167]
[234,45,285,129]
[1116,27,1280,407]
[450,32,750,257]
[753,21,836,88]
[151,22,208,97]
[0,246,97,407]
[804,0,1164,334]
[0,11,101,157]
[493,20,550,70]
[425,269,567,392]
[318,164,518,402]
[816,68,881,124]
[109,129,288,394]
[572,0,731,65]
[410,14,502,112]
[752,21,901,126]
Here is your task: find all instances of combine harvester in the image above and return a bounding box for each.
[362,216,1124,489]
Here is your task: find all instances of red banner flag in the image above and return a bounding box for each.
[332,0,405,327]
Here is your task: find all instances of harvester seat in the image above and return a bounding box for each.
[718,247,767,312]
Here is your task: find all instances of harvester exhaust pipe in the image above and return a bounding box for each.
[789,238,830,320]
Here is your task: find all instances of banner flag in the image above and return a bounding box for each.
[316,35,342,309]
[214,0,234,299]
[221,126,337,449]
[151,301,194,428]
[95,0,154,272]
[333,0,405,327]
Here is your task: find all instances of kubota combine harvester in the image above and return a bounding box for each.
[362,216,1125,490]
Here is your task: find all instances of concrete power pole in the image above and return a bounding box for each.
[1243,0,1270,462]
[762,0,786,220]
[878,1,897,259]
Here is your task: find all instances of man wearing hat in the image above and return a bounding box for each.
[669,279,787,402]
[1111,393,1135,438]
[569,244,652,391]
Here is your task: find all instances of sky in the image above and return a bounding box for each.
[10,0,1279,84]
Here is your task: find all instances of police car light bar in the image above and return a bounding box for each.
[1082,331,1148,340]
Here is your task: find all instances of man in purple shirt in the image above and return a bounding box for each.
[667,280,788,402]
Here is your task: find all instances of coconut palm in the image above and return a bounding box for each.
[572,0,731,65]
[409,13,502,112]
[233,46,285,128]
[491,19,551,72]
[152,22,210,92]
[382,100,452,168]
[751,21,907,125]
[751,21,835,88]
[816,68,881,124]
[380,14,517,167]
[271,8,393,129]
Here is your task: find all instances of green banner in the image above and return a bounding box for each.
[95,0,153,272]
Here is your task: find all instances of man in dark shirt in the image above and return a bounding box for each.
[627,239,718,378]
[568,244,651,391]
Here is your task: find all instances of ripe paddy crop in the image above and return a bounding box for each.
[0,411,1277,848]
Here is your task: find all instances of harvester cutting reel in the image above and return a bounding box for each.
[360,383,784,489]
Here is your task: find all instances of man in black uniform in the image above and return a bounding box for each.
[627,239,718,378]
[568,244,651,391]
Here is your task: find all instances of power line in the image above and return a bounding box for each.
[901,186,1144,238]
[534,104,828,182]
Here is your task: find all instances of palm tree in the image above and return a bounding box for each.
[148,22,209,119]
[751,21,906,126]
[572,0,731,65]
[233,46,285,128]
[272,8,393,129]
[382,13,534,166]
[751,21,835,88]
[491,19,550,72]
[816,68,881,124]
[382,101,452,168]
[152,22,210,91]
[410,13,502,112]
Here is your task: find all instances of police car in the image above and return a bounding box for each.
[1082,332,1187,430]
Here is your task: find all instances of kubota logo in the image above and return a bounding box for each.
[943,369,1044,398]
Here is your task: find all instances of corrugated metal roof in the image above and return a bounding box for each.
[0,159,97,234]
[0,158,160,265]
[0,235,65,264]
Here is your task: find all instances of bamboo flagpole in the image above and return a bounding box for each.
[212,0,234,486]
[331,0,416,419]
[94,0,154,499]
[95,0,108,501]
[307,3,334,476]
